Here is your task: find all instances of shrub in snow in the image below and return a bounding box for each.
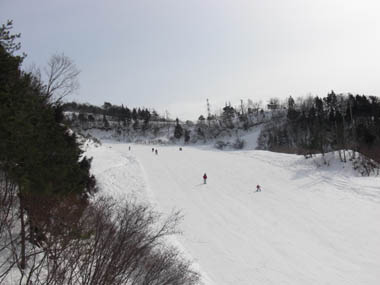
[0,194,200,284]
[233,138,245,150]
[215,141,227,150]
[352,153,380,176]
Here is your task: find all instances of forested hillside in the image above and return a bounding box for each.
[258,92,380,168]
[63,100,269,148]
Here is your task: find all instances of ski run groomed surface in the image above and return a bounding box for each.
[86,142,380,285]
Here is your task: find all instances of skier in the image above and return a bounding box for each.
[152,148,154,152]
[256,185,261,192]
[203,173,207,184]
[129,146,131,151]
[179,147,182,151]
[155,149,158,155]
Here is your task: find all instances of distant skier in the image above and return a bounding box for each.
[152,148,154,152]
[155,149,158,155]
[129,146,131,151]
[179,147,182,151]
[256,185,261,192]
[203,173,207,184]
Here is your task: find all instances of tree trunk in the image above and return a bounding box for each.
[338,150,342,162]
[19,193,26,270]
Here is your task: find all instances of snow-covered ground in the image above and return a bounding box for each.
[86,142,380,285]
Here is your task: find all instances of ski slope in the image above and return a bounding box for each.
[86,142,380,285]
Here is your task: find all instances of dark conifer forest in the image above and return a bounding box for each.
[259,93,380,164]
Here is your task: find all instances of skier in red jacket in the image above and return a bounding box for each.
[203,173,207,184]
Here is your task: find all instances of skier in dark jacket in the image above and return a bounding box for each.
[203,173,207,184]
[256,185,261,192]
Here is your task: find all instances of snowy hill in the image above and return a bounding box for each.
[86,143,380,285]
[64,107,269,150]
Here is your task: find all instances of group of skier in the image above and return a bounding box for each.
[150,146,183,155]
[202,172,261,192]
[132,145,262,192]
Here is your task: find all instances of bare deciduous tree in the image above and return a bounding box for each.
[44,53,80,102]
[0,193,200,285]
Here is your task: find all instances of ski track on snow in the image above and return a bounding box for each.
[86,143,380,285]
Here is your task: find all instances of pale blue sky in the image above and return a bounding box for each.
[2,0,380,119]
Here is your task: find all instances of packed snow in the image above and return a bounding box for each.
[86,142,380,285]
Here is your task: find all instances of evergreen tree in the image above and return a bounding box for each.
[132,108,138,121]
[0,23,96,268]
[222,104,235,128]
[103,114,110,128]
[184,129,191,143]
[198,115,206,124]
[287,96,295,110]
[133,119,139,130]
[174,118,183,139]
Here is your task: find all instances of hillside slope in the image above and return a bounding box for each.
[86,143,380,285]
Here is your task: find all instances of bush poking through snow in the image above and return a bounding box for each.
[0,192,200,284]
[352,153,380,176]
[232,138,245,150]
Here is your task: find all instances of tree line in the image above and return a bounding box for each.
[63,102,161,124]
[258,92,380,165]
[64,98,269,147]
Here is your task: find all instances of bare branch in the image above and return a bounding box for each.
[44,53,80,102]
